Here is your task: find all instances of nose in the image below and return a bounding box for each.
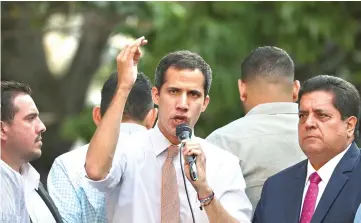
[176,93,189,111]
[37,119,46,134]
[304,114,316,130]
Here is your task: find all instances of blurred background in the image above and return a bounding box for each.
[2,1,361,183]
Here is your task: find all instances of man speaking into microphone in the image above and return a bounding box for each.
[85,37,252,223]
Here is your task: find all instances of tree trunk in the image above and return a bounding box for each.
[1,3,119,185]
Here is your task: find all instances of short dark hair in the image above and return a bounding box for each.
[298,75,361,138]
[1,81,32,122]
[154,50,212,96]
[100,72,154,122]
[241,46,294,83]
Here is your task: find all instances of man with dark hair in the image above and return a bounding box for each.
[85,37,252,222]
[253,75,361,223]
[47,72,157,223]
[1,81,63,223]
[100,71,155,126]
[206,46,305,211]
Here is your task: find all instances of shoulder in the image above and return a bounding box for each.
[207,117,248,139]
[55,144,89,166]
[197,137,239,164]
[265,160,307,185]
[0,160,23,186]
[51,144,89,178]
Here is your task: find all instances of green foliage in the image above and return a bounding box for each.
[61,106,95,142]
[61,1,361,140]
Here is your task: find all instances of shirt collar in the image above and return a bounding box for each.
[20,163,40,193]
[151,123,195,157]
[246,102,298,116]
[120,123,147,134]
[306,143,351,186]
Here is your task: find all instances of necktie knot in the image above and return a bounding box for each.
[167,145,179,159]
[309,172,322,184]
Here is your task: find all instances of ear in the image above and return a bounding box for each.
[292,80,301,102]
[152,87,160,106]
[92,106,102,127]
[201,95,210,112]
[1,121,9,141]
[144,108,158,129]
[238,79,247,102]
[346,116,358,139]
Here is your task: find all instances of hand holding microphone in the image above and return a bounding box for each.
[176,124,198,181]
[176,124,209,193]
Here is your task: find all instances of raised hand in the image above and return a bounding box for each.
[116,36,148,89]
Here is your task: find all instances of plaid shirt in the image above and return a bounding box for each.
[47,124,147,223]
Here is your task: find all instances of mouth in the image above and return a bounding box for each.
[304,136,319,140]
[172,115,188,125]
[35,136,42,143]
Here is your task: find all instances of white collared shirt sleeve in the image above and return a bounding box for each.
[86,135,132,192]
[211,148,253,223]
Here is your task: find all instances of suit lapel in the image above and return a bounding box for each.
[311,142,360,223]
[285,160,308,223]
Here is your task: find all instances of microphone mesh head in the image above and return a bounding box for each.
[176,124,192,140]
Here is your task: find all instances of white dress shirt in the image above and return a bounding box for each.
[21,163,56,223]
[300,144,351,210]
[47,123,147,223]
[0,159,29,223]
[87,124,252,223]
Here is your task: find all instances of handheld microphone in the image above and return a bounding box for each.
[176,124,198,181]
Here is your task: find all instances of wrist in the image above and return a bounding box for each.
[116,84,132,93]
[197,185,213,198]
[198,190,214,210]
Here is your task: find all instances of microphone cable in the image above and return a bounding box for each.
[179,142,196,223]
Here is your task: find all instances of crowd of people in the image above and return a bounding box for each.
[1,36,361,223]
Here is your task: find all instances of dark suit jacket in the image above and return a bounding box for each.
[29,182,63,223]
[253,142,361,223]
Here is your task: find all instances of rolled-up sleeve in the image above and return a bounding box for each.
[218,155,252,223]
[85,141,129,193]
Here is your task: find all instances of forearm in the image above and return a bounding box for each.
[204,198,239,223]
[85,86,131,180]
[198,187,239,223]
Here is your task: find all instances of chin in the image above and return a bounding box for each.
[302,143,324,155]
[28,149,42,162]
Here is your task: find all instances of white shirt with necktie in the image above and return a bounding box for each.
[87,124,252,223]
[300,143,351,212]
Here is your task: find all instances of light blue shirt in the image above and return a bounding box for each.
[47,123,147,223]
[355,203,361,223]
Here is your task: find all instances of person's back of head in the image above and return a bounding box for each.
[92,72,157,129]
[1,81,46,171]
[239,46,300,113]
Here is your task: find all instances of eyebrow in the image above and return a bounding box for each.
[167,87,202,95]
[299,109,329,113]
[189,90,202,96]
[24,112,38,119]
[167,86,180,91]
